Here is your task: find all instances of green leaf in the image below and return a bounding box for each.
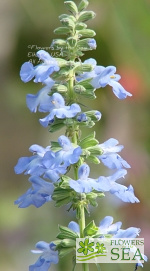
[58,247,74,258]
[86,155,100,164]
[78,0,89,12]
[84,220,99,236]
[55,197,72,207]
[57,225,79,240]
[67,37,77,47]
[50,141,61,151]
[49,121,65,133]
[78,11,96,22]
[61,238,76,248]
[64,1,78,15]
[87,145,103,156]
[52,188,72,201]
[79,132,98,148]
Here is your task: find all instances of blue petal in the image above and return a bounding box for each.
[109,80,132,99]
[88,39,97,49]
[69,179,92,193]
[113,184,140,203]
[26,81,54,113]
[99,216,113,231]
[14,157,31,174]
[68,221,80,233]
[36,241,50,251]
[36,50,54,62]
[114,227,141,238]
[20,62,35,82]
[84,58,97,66]
[78,164,90,180]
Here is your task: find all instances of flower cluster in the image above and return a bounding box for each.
[15,0,147,270]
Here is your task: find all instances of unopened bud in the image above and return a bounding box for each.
[64,1,78,15]
[78,11,96,22]
[78,0,89,12]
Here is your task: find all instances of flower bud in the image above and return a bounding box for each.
[64,1,78,15]
[52,84,68,93]
[54,27,71,35]
[75,22,87,30]
[77,29,96,38]
[78,0,89,12]
[78,11,96,22]
[60,18,75,29]
[74,85,86,93]
[77,38,96,51]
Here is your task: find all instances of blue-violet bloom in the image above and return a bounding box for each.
[39,93,81,127]
[29,241,59,271]
[20,50,59,83]
[98,138,131,169]
[15,176,54,208]
[77,58,132,99]
[14,144,50,176]
[69,165,139,203]
[54,135,82,167]
[26,78,55,112]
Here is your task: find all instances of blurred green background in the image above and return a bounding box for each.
[0,0,150,270]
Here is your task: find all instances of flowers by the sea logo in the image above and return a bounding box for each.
[76,238,145,264]
[77,238,107,262]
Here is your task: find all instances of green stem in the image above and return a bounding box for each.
[79,202,89,271]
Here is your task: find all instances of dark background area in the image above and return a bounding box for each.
[0,0,150,270]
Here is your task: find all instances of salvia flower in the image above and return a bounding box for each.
[14,144,50,176]
[77,58,132,99]
[99,216,122,235]
[39,93,81,127]
[54,135,82,167]
[20,50,60,83]
[98,138,131,169]
[29,241,59,271]
[26,78,55,113]
[15,176,54,208]
[69,165,139,203]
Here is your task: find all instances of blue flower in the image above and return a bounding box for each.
[69,165,139,203]
[29,241,59,271]
[98,138,131,169]
[54,135,82,167]
[20,50,59,83]
[42,151,67,182]
[14,143,67,182]
[69,164,93,193]
[96,170,140,203]
[14,176,54,208]
[39,93,81,127]
[77,58,132,99]
[26,78,55,113]
[14,144,50,176]
[88,39,97,49]
[99,216,122,235]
